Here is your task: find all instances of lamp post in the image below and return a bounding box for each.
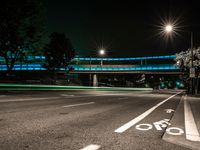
[99,49,105,66]
[164,25,195,94]
[189,31,195,94]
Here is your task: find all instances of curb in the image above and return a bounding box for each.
[162,95,200,150]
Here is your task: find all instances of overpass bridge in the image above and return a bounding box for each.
[70,54,180,74]
[70,64,180,74]
[71,54,180,86]
[0,54,181,86]
[0,54,180,73]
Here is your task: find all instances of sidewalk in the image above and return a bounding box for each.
[163,94,200,150]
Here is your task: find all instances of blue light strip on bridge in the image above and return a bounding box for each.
[74,55,176,61]
[73,65,179,71]
[0,64,179,71]
[0,54,176,62]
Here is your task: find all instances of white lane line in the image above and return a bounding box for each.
[0,97,60,103]
[80,144,100,150]
[184,95,200,141]
[114,92,182,133]
[118,97,128,100]
[97,94,126,96]
[61,94,75,97]
[63,102,95,108]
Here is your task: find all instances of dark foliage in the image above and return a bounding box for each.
[0,0,45,71]
[44,32,75,71]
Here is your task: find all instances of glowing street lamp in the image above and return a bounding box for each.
[164,24,195,94]
[99,49,105,65]
[99,49,105,56]
[165,25,173,33]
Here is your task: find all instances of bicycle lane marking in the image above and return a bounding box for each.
[114,91,182,133]
[79,144,101,150]
[135,118,184,136]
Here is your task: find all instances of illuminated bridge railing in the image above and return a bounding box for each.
[74,55,176,61]
[0,54,176,62]
[0,64,46,71]
[73,64,179,71]
[0,64,179,71]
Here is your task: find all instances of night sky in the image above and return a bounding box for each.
[45,0,200,57]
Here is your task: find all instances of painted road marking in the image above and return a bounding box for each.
[97,94,126,96]
[135,124,153,131]
[135,119,184,135]
[114,92,182,133]
[61,94,75,97]
[164,109,174,113]
[184,96,200,142]
[0,97,60,103]
[153,119,171,130]
[63,102,95,108]
[135,119,170,131]
[118,97,128,100]
[166,127,184,136]
[80,144,100,150]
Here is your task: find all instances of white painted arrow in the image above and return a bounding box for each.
[164,109,174,114]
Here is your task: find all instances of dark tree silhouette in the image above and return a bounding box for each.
[0,0,45,71]
[44,32,75,71]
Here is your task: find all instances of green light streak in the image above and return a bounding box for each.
[0,83,153,91]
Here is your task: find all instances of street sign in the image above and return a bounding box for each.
[190,68,195,78]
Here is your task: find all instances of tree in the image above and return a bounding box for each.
[0,0,45,71]
[44,32,75,71]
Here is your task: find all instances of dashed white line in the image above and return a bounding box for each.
[61,94,75,97]
[118,97,128,100]
[63,102,95,108]
[80,144,100,150]
[184,95,200,141]
[0,97,60,103]
[114,92,182,133]
[97,94,126,96]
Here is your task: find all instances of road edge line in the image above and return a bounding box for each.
[184,95,200,142]
[114,91,182,133]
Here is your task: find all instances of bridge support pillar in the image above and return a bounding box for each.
[93,74,98,87]
[141,60,143,65]
[89,74,92,86]
[141,60,147,65]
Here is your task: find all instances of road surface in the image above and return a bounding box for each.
[0,90,190,150]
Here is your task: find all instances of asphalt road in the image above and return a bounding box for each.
[0,90,190,150]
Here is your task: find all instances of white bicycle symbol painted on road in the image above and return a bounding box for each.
[135,119,184,136]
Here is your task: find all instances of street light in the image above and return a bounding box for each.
[99,49,105,66]
[165,25,173,33]
[99,49,105,56]
[164,24,195,93]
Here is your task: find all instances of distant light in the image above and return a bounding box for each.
[99,49,105,55]
[176,60,181,66]
[165,25,173,32]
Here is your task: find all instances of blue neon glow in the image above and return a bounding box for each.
[74,55,176,61]
[72,64,179,71]
[0,54,176,62]
[0,64,179,71]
